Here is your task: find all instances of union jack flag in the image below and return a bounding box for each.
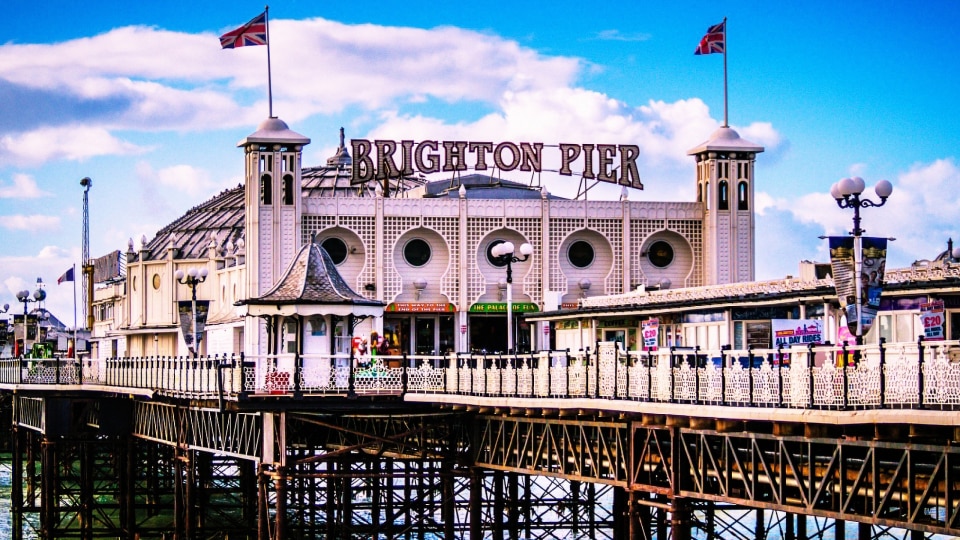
[694,20,725,55]
[220,12,268,49]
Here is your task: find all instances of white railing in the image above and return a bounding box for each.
[2,340,960,410]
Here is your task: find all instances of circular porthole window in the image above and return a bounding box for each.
[320,237,348,265]
[647,240,674,268]
[403,238,432,267]
[567,240,595,269]
[152,274,161,290]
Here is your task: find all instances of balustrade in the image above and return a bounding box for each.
[0,339,958,410]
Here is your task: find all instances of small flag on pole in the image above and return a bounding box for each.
[220,12,268,49]
[57,267,74,285]
[694,21,725,55]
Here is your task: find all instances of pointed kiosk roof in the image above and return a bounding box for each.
[237,242,384,318]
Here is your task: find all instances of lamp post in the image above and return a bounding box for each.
[830,176,893,345]
[490,241,533,353]
[0,304,8,354]
[176,267,208,357]
[15,282,46,357]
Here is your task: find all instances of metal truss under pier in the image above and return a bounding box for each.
[5,391,960,539]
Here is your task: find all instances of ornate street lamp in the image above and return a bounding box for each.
[489,241,533,353]
[829,176,893,345]
[14,281,45,357]
[15,283,46,315]
[176,267,208,357]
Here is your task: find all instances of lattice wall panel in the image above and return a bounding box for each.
[717,213,731,284]
[738,213,752,281]
[339,216,377,296]
[629,219,704,289]
[301,215,337,244]
[669,219,703,287]
[424,217,460,305]
[506,217,543,305]
[383,217,422,302]
[467,217,504,306]
[301,214,378,299]
[548,218,585,294]
[629,219,662,288]
[588,218,624,295]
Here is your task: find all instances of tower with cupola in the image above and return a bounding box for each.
[239,117,310,354]
[688,127,764,285]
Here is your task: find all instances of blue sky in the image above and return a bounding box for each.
[2,0,960,322]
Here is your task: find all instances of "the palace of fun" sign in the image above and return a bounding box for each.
[351,139,643,189]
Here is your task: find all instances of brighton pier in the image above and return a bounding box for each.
[1,338,960,539]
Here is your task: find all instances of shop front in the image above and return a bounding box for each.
[468,301,539,353]
[384,302,456,356]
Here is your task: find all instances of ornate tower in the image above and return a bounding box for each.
[688,127,764,285]
[238,117,310,354]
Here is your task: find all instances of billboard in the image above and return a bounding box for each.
[93,250,122,283]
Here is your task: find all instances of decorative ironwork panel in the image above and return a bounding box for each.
[476,415,629,485]
[15,396,44,432]
[677,429,960,537]
[132,401,261,460]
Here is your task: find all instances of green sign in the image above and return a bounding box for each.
[469,302,539,313]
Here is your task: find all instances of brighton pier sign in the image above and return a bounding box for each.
[350,139,643,189]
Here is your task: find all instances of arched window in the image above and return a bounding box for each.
[705,181,710,210]
[738,181,749,210]
[718,180,729,210]
[260,174,272,205]
[282,174,295,205]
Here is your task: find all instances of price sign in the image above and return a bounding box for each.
[921,300,945,340]
[642,318,659,351]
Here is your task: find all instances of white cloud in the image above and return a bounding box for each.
[593,30,652,42]
[0,173,51,198]
[0,214,60,231]
[155,164,218,198]
[0,125,144,167]
[0,19,582,142]
[761,158,960,272]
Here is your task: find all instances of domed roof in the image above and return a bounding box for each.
[135,186,246,262]
[687,126,764,155]
[238,116,310,147]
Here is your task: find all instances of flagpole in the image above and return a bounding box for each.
[722,16,728,128]
[265,5,274,118]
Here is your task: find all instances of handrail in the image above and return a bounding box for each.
[1,340,959,410]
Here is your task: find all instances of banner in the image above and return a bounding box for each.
[177,300,210,353]
[829,236,887,338]
[642,318,659,351]
[920,300,945,340]
[772,319,823,348]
